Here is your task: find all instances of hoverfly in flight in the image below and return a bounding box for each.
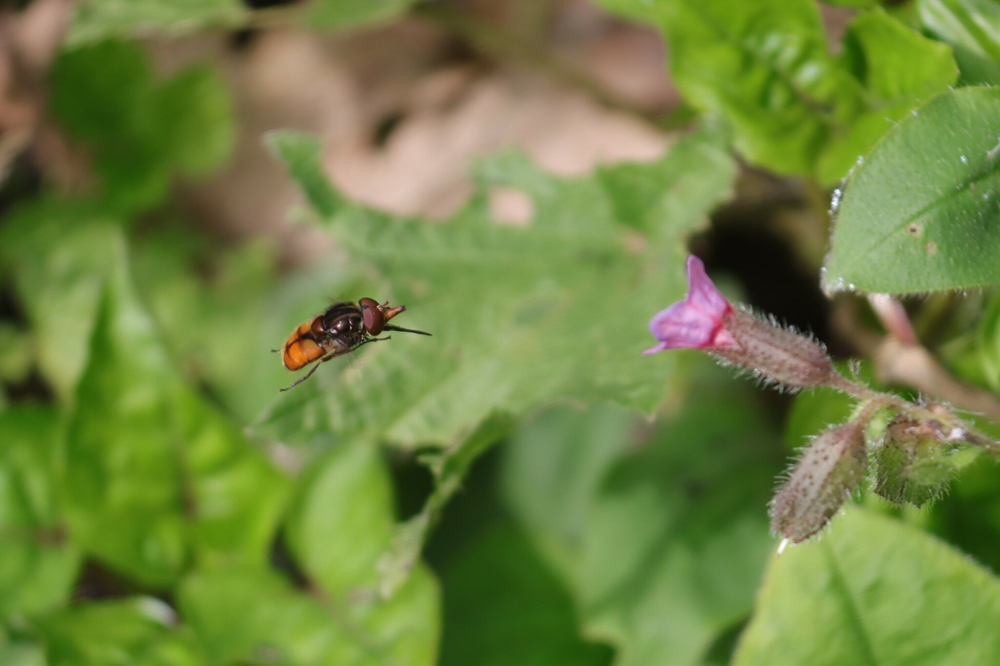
[274,298,431,391]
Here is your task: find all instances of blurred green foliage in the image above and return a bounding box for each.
[735,509,1000,665]
[592,0,956,182]
[50,40,234,214]
[3,0,1000,664]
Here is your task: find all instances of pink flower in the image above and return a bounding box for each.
[643,256,738,354]
[645,255,837,390]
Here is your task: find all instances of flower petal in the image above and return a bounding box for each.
[645,255,738,353]
[647,299,737,350]
[685,255,730,318]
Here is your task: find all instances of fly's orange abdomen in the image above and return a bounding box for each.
[282,321,326,371]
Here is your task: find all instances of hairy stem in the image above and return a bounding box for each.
[828,370,1000,458]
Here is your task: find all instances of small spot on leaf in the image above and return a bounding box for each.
[489,187,535,226]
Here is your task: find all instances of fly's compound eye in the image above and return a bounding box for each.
[359,297,385,335]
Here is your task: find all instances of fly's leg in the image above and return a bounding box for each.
[354,335,391,350]
[278,361,323,392]
[278,337,392,392]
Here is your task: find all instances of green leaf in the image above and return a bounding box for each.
[65,248,289,584]
[578,394,783,666]
[974,291,1000,392]
[918,0,1000,85]
[265,131,343,219]
[49,40,167,212]
[305,0,418,28]
[824,87,1000,294]
[818,8,958,182]
[128,228,330,423]
[4,211,290,586]
[594,0,864,176]
[68,0,248,44]
[0,324,33,384]
[500,403,637,576]
[596,123,737,239]
[0,199,117,400]
[180,565,439,666]
[596,1,957,182]
[285,441,396,598]
[0,407,80,620]
[380,414,516,597]
[843,9,957,101]
[438,524,611,666]
[257,128,736,447]
[49,39,235,213]
[174,388,292,572]
[734,508,1000,665]
[147,66,236,177]
[36,597,203,666]
[49,40,152,144]
[0,638,45,666]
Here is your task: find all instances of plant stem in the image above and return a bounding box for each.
[828,370,1000,458]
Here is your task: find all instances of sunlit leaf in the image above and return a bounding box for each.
[824,87,1000,294]
[3,209,289,586]
[257,127,736,448]
[818,8,957,181]
[596,1,956,182]
[918,0,1000,84]
[0,323,33,384]
[0,199,116,400]
[65,238,289,583]
[734,509,1000,665]
[285,441,396,597]
[593,0,863,175]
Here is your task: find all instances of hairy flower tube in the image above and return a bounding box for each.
[645,256,837,390]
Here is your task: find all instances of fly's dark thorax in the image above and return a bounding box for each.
[320,302,367,351]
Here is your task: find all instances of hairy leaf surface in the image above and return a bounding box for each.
[824,87,1000,294]
[258,128,736,448]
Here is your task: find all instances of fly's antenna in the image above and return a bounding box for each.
[383,324,432,336]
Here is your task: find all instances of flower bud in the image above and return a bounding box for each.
[770,419,868,543]
[874,416,954,507]
[645,256,837,390]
